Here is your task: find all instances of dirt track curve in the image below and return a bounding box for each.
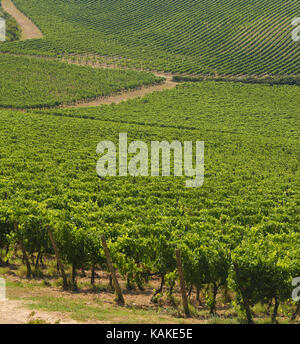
[2,0,43,39]
[68,73,176,108]
[1,0,178,108]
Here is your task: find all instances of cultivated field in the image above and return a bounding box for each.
[0,0,299,325]
[1,0,300,74]
[0,54,164,108]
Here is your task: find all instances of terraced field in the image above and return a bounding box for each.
[1,0,300,75]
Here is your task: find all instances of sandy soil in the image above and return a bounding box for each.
[69,77,176,108]
[0,299,77,324]
[0,51,179,108]
[62,59,178,108]
[2,0,43,40]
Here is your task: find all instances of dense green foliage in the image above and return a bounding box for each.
[0,54,162,108]
[0,0,299,75]
[40,81,300,140]
[173,75,300,87]
[0,82,299,321]
[0,0,299,323]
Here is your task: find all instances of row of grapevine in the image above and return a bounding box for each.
[0,78,299,322]
[1,0,299,75]
[1,201,299,323]
[0,54,163,108]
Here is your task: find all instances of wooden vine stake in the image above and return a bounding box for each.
[14,222,32,279]
[47,226,69,290]
[101,235,125,306]
[175,248,190,317]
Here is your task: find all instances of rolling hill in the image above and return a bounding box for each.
[0,0,299,324]
[1,0,300,75]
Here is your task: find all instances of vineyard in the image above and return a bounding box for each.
[1,80,299,323]
[0,0,300,75]
[0,0,299,325]
[0,55,163,108]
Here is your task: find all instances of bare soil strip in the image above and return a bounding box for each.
[69,76,176,108]
[54,59,178,108]
[0,52,179,109]
[2,0,43,40]
[0,0,176,108]
[0,299,77,324]
[51,59,178,108]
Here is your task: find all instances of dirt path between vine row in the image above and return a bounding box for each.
[0,2,178,107]
[68,75,177,108]
[0,299,77,324]
[51,58,178,108]
[2,0,43,40]
[0,51,179,108]
[0,0,177,108]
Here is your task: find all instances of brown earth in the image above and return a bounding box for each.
[68,75,176,108]
[0,298,77,324]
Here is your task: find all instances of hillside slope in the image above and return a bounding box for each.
[1,0,299,75]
